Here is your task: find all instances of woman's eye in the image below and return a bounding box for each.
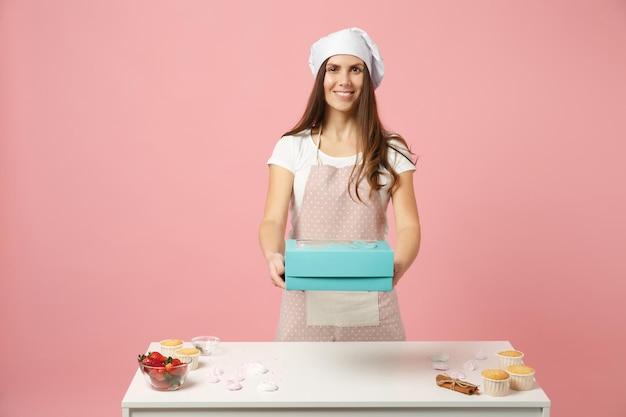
[351,67,362,73]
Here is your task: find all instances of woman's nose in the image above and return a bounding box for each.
[339,70,352,85]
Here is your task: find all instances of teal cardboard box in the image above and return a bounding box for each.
[284,239,393,291]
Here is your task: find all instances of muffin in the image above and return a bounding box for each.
[506,364,536,391]
[497,349,524,369]
[481,369,510,397]
[159,339,184,357]
[174,347,201,371]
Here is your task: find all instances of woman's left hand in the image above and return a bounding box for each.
[267,252,286,289]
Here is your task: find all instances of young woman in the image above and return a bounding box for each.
[259,27,421,341]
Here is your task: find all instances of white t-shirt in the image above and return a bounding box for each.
[267,129,415,237]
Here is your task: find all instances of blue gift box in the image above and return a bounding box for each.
[284,239,393,292]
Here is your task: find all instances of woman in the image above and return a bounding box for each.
[259,27,420,341]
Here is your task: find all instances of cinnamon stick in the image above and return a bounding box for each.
[436,374,480,395]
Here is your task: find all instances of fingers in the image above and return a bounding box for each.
[269,268,286,289]
[268,255,286,288]
[271,274,286,289]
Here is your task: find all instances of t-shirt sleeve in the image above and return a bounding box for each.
[267,136,296,173]
[388,139,416,174]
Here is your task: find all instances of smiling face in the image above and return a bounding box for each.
[323,54,365,114]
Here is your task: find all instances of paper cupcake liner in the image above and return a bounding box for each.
[497,356,523,370]
[482,378,510,397]
[509,373,535,391]
[160,343,184,357]
[174,351,200,371]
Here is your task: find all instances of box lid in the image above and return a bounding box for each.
[285,239,393,277]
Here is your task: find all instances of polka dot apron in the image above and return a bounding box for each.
[275,144,406,341]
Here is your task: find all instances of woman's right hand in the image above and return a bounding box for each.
[267,252,286,289]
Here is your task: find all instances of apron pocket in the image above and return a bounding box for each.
[306,291,380,327]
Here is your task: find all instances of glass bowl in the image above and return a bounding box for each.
[138,360,190,391]
[191,335,220,356]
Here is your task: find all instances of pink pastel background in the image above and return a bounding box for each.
[1,1,625,416]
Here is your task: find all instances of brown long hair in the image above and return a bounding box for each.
[283,59,415,201]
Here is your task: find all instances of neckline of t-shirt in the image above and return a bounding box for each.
[307,131,361,161]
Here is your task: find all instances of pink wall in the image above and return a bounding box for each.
[1,1,625,416]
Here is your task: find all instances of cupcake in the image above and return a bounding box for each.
[481,369,510,397]
[159,339,184,357]
[497,349,524,369]
[174,347,201,371]
[506,364,536,391]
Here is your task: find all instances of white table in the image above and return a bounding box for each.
[122,341,550,416]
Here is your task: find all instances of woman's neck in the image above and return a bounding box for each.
[316,118,359,157]
[319,112,358,143]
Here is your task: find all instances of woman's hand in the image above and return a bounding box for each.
[267,252,286,289]
[392,264,407,287]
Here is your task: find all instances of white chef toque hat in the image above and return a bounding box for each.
[308,27,385,89]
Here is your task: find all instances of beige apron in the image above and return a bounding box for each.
[275,143,406,341]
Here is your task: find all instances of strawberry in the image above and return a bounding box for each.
[167,362,188,376]
[148,351,166,361]
[150,379,169,389]
[148,367,166,381]
[143,357,164,367]
[139,352,166,367]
